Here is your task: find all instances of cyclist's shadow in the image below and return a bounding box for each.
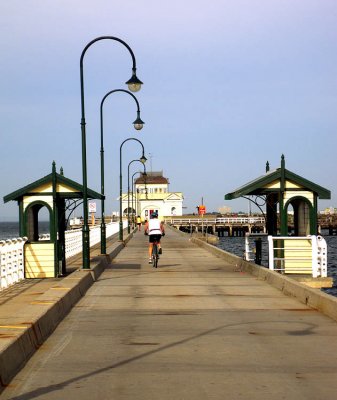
[154,263,181,268]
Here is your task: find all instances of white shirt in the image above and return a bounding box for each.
[148,219,162,235]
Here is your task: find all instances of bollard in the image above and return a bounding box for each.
[254,238,262,265]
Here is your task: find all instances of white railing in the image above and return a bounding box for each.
[0,221,128,290]
[267,235,327,278]
[0,237,27,289]
[167,217,265,225]
[65,221,126,259]
[216,217,265,224]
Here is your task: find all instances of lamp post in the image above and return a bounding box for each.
[132,171,140,227]
[80,36,143,269]
[131,170,147,227]
[100,89,144,254]
[119,138,147,240]
[127,160,147,233]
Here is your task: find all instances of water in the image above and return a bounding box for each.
[216,231,337,297]
[0,221,50,241]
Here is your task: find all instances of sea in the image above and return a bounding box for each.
[1,222,336,297]
[0,221,50,241]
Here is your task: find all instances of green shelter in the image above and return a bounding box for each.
[3,162,102,278]
[225,155,331,236]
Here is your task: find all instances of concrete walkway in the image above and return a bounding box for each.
[1,228,337,399]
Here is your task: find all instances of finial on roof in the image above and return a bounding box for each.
[281,154,285,169]
[52,161,56,173]
[266,161,270,173]
[60,167,64,176]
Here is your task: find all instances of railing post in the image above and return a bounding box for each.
[317,235,327,278]
[268,236,274,270]
[0,240,7,289]
[244,234,250,261]
[311,235,318,278]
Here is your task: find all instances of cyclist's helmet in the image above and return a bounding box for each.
[151,211,158,218]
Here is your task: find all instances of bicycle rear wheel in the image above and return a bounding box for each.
[152,244,158,268]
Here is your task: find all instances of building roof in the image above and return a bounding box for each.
[224,155,331,200]
[135,171,169,185]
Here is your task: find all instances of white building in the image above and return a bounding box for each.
[121,171,183,221]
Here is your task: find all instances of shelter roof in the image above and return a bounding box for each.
[225,156,330,200]
[4,162,103,203]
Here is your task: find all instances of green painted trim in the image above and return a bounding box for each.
[52,165,58,277]
[280,156,285,193]
[4,172,103,203]
[311,196,318,234]
[224,167,331,200]
[19,201,24,237]
[266,193,277,235]
[280,194,288,236]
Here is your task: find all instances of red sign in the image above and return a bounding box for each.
[198,205,206,215]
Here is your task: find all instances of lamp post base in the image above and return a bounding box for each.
[101,223,106,254]
[82,226,90,269]
[119,221,124,241]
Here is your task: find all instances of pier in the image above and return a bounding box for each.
[166,216,266,236]
[318,214,337,235]
[167,214,337,237]
[0,228,337,399]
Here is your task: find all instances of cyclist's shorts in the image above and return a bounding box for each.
[149,234,161,243]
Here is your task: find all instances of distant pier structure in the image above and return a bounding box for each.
[318,214,337,235]
[167,216,266,237]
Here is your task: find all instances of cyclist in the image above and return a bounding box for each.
[145,211,165,263]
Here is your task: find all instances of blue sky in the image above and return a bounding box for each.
[1,0,337,220]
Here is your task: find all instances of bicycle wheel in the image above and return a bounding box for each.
[152,243,158,268]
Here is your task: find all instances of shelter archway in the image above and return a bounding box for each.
[24,201,53,242]
[284,196,314,236]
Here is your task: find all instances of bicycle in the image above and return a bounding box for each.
[152,239,159,268]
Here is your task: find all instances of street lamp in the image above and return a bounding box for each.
[99,89,144,254]
[131,170,147,227]
[80,36,142,269]
[127,160,147,233]
[119,138,147,240]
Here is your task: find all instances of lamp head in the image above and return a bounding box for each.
[140,155,147,164]
[133,115,144,131]
[126,69,143,92]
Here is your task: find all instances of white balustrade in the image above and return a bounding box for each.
[65,221,125,259]
[64,228,83,259]
[0,237,27,289]
[0,221,128,290]
[267,235,327,278]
